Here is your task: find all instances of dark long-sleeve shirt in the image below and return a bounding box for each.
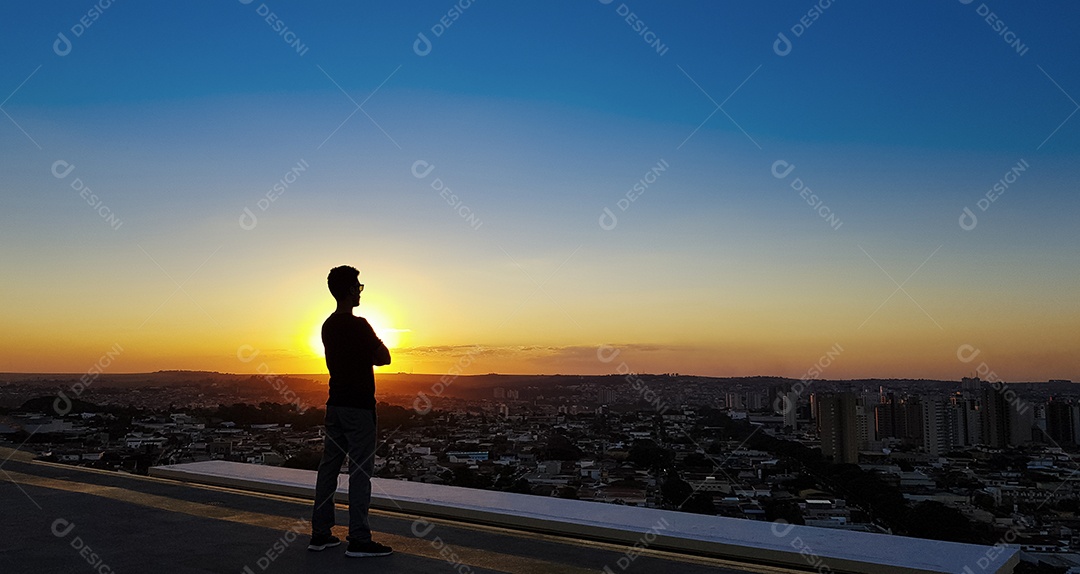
[322,313,391,410]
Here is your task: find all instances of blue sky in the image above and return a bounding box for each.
[2,1,1078,379]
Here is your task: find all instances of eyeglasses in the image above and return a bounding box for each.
[353,283,364,294]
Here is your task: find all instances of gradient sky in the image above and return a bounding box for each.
[2,1,1078,381]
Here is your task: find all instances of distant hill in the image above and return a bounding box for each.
[0,372,1066,396]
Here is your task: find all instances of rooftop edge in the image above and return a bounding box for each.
[149,460,1018,574]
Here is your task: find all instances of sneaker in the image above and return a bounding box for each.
[345,540,393,557]
[307,534,341,551]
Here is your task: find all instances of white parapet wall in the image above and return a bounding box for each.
[150,460,1017,574]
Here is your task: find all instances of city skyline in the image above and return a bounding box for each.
[2,2,1079,381]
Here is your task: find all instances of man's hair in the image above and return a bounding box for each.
[327,265,359,301]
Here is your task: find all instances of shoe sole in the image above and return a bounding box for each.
[345,550,393,557]
[307,542,341,551]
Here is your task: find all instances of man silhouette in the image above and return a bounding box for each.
[309,265,393,557]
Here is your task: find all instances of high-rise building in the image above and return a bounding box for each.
[1034,403,1048,439]
[769,383,799,430]
[783,390,799,429]
[818,392,858,464]
[979,383,1034,448]
[874,393,923,447]
[747,391,766,411]
[855,394,877,450]
[875,393,906,440]
[957,397,981,446]
[1047,400,1080,445]
[980,384,1013,448]
[1012,405,1035,446]
[921,396,960,456]
[904,396,924,444]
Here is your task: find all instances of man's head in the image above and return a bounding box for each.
[327,265,363,306]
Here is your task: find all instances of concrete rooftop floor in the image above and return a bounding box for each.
[0,446,799,574]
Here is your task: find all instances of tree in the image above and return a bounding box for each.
[538,433,585,461]
[375,403,425,430]
[21,395,100,414]
[283,449,322,471]
[973,492,997,512]
[680,452,711,470]
[557,486,579,499]
[628,440,673,471]
[660,473,693,508]
[680,492,715,515]
[507,478,533,495]
[1054,497,1080,514]
[763,498,804,525]
[449,466,490,489]
[906,501,981,543]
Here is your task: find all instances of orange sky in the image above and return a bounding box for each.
[2,249,1076,382]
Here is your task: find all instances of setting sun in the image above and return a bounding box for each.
[304,307,407,359]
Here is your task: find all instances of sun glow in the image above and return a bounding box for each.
[304,306,407,359]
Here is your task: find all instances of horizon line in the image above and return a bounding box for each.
[0,371,1072,384]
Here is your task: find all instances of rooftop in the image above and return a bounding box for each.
[0,445,1018,573]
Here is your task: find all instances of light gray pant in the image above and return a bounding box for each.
[311,406,376,542]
